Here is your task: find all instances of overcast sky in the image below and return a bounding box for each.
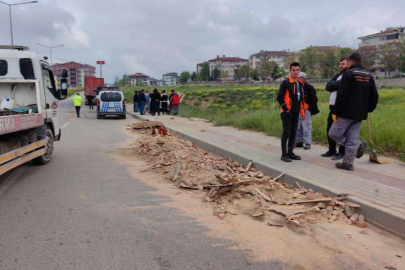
[0,0,403,83]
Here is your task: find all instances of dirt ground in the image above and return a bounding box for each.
[110,127,405,270]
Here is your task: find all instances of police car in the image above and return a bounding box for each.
[97,87,126,119]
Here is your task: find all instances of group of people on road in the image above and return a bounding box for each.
[133,89,181,116]
[277,52,379,171]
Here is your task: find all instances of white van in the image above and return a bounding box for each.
[97,88,126,119]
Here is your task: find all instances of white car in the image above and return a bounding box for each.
[97,88,126,119]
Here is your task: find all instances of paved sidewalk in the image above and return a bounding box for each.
[127,111,405,238]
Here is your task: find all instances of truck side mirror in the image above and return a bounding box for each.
[61,69,68,78]
[58,78,68,100]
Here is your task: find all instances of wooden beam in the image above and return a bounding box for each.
[0,140,46,166]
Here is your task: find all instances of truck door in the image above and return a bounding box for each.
[41,64,60,138]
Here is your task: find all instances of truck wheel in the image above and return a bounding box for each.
[122,114,126,119]
[33,128,54,165]
[97,114,102,119]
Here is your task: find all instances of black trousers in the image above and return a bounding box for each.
[75,106,81,117]
[281,112,299,154]
[88,97,94,109]
[161,102,168,113]
[327,106,345,154]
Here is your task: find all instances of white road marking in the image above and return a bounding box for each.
[62,122,69,129]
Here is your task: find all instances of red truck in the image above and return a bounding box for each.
[84,77,104,105]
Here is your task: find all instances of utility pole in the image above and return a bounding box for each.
[36,43,64,65]
[0,1,38,46]
[96,61,105,78]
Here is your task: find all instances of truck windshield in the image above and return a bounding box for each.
[0,60,7,76]
[100,92,122,102]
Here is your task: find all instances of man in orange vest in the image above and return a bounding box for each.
[277,62,306,162]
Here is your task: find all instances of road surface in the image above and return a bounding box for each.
[0,100,284,270]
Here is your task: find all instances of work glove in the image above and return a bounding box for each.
[332,114,338,122]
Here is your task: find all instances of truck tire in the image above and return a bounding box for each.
[33,128,54,165]
[121,114,126,119]
[97,114,102,119]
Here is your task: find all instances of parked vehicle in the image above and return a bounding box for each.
[97,88,126,119]
[0,45,68,176]
[84,77,104,105]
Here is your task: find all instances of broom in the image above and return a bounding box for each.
[367,115,388,164]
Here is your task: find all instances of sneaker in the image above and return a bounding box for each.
[288,153,301,160]
[321,151,336,157]
[332,153,344,160]
[296,142,304,148]
[335,162,354,171]
[356,141,367,159]
[303,144,311,150]
[281,154,292,162]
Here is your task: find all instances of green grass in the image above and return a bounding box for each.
[67,87,83,97]
[122,84,405,161]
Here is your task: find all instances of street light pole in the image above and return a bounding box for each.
[36,43,64,65]
[0,1,39,46]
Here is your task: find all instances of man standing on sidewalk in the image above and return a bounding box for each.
[296,72,319,150]
[133,91,140,113]
[138,90,146,115]
[72,93,83,118]
[322,58,348,159]
[329,53,379,171]
[277,62,305,162]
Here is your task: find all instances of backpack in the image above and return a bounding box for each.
[171,94,180,105]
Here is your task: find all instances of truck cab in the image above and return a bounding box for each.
[0,45,68,175]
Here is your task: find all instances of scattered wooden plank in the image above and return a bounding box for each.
[138,159,164,173]
[272,173,285,182]
[252,187,273,202]
[132,121,163,129]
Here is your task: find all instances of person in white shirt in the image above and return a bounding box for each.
[322,57,348,159]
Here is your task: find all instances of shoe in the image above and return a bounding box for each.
[296,142,304,148]
[332,153,344,160]
[303,144,311,150]
[335,162,354,171]
[288,153,301,160]
[281,154,292,162]
[356,141,367,158]
[321,151,336,157]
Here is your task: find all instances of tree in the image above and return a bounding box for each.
[358,46,378,71]
[235,65,250,80]
[250,68,259,81]
[400,41,405,73]
[179,71,191,83]
[274,68,286,80]
[211,67,221,81]
[257,60,277,81]
[378,41,403,77]
[340,47,355,59]
[113,74,130,87]
[299,47,317,78]
[191,71,197,81]
[285,52,299,67]
[220,70,229,78]
[199,63,210,81]
[318,48,339,78]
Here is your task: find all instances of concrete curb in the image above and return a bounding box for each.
[127,111,405,239]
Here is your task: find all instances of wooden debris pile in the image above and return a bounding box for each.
[128,123,367,229]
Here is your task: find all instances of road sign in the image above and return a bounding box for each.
[96,61,105,65]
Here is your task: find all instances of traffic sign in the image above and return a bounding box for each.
[97,61,105,65]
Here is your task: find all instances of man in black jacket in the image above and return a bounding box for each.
[296,72,319,150]
[138,90,146,115]
[322,58,348,159]
[150,89,161,116]
[277,62,305,162]
[133,91,139,112]
[329,53,379,171]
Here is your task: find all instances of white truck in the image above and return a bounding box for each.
[0,45,68,176]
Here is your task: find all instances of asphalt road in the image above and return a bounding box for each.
[0,100,283,270]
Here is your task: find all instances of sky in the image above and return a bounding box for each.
[0,0,403,83]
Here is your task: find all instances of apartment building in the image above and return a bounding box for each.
[51,62,96,88]
[128,73,150,86]
[358,26,405,76]
[197,55,248,78]
[249,50,288,70]
[162,72,179,86]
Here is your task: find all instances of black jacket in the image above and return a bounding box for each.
[333,64,379,121]
[150,92,161,103]
[326,73,341,93]
[277,77,304,115]
[133,94,139,103]
[302,82,319,115]
[138,92,146,102]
